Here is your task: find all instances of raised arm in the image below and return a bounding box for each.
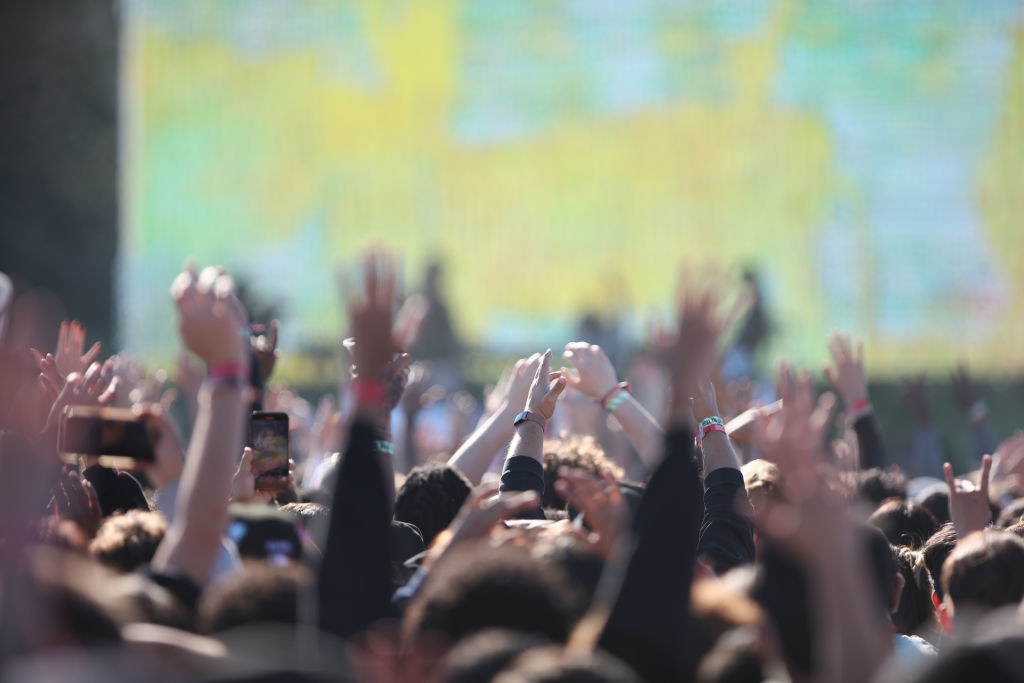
[825,333,886,470]
[319,252,401,638]
[447,354,540,484]
[562,342,664,471]
[152,264,250,587]
[692,376,755,573]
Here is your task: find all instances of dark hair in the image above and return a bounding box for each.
[914,484,951,525]
[922,523,957,600]
[892,546,936,636]
[862,524,899,614]
[198,564,312,633]
[404,545,578,645]
[280,501,330,542]
[997,498,1024,528]
[856,468,906,509]
[942,529,1024,613]
[89,509,167,573]
[394,463,471,547]
[867,498,938,549]
[438,629,552,683]
[541,434,623,509]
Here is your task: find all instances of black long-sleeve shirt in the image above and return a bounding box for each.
[318,419,393,638]
[698,466,756,574]
[598,428,702,683]
[853,413,887,471]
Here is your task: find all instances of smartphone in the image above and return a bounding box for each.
[58,406,155,467]
[250,411,289,491]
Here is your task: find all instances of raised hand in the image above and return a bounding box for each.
[348,252,401,381]
[899,375,931,427]
[485,354,541,416]
[654,276,734,425]
[170,263,249,367]
[950,363,980,412]
[691,376,721,424]
[523,349,567,420]
[944,454,992,538]
[43,361,120,433]
[230,447,296,504]
[442,482,540,550]
[38,320,103,380]
[992,431,1024,482]
[555,467,627,558]
[823,332,868,410]
[250,319,280,387]
[562,342,618,399]
[54,468,103,538]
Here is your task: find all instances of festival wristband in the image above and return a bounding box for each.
[699,416,725,430]
[351,376,388,407]
[207,361,248,380]
[605,391,631,413]
[599,381,632,410]
[849,397,872,417]
[374,440,396,455]
[696,422,727,448]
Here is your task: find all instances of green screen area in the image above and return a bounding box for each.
[120,0,1024,375]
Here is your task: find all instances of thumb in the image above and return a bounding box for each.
[239,447,254,470]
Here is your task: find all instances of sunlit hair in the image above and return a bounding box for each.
[541,433,624,509]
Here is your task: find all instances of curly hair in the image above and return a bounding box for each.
[89,510,167,573]
[541,434,624,510]
[394,463,471,547]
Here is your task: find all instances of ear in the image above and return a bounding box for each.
[891,572,906,613]
[933,590,953,632]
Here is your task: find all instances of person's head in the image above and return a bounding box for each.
[403,545,578,648]
[996,498,1024,528]
[856,468,906,509]
[922,523,958,601]
[541,434,623,510]
[493,647,641,683]
[867,498,938,549]
[395,463,472,547]
[437,629,552,683]
[88,509,167,573]
[198,563,312,633]
[892,546,936,636]
[279,501,330,543]
[691,577,766,665]
[941,529,1024,617]
[914,483,951,525]
[862,524,901,616]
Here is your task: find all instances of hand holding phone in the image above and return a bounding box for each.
[250,411,290,492]
[58,406,156,468]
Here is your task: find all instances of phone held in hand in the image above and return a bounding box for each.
[58,406,156,467]
[250,411,289,492]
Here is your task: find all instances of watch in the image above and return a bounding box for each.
[513,410,546,430]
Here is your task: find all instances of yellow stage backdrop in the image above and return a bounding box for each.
[120,0,1024,375]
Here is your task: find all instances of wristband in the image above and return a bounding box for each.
[696,422,727,448]
[699,416,725,430]
[350,376,388,407]
[849,397,872,418]
[605,390,630,413]
[203,375,248,391]
[599,381,632,410]
[373,440,395,455]
[513,410,546,431]
[207,361,248,381]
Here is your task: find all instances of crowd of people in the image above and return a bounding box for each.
[3,252,1024,683]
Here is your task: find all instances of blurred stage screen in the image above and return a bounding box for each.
[119,0,1024,375]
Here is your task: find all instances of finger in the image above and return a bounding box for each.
[539,349,552,379]
[238,447,255,472]
[82,341,102,366]
[58,321,69,352]
[29,347,44,367]
[98,376,120,405]
[823,365,838,391]
[545,375,567,401]
[943,462,956,491]
[854,339,864,365]
[600,468,623,506]
[268,319,279,349]
[980,453,992,499]
[496,490,540,519]
[81,362,102,395]
[472,481,502,504]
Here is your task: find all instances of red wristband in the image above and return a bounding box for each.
[207,361,247,380]
[849,397,872,416]
[599,381,632,409]
[351,376,388,407]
